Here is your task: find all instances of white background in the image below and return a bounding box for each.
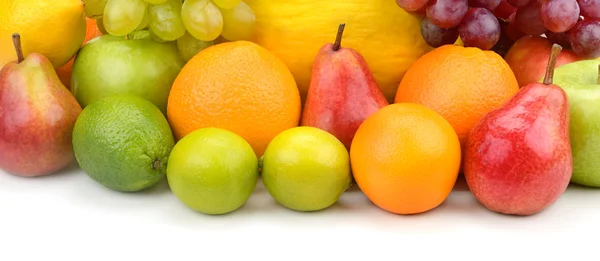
[1,161,599,260]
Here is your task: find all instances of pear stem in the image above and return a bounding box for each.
[332,23,346,51]
[543,44,562,85]
[12,33,24,64]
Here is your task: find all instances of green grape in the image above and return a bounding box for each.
[143,0,168,4]
[148,0,187,41]
[96,17,109,35]
[182,0,224,41]
[103,0,148,36]
[136,8,150,30]
[212,0,242,9]
[220,1,255,41]
[177,31,214,61]
[128,29,152,40]
[83,0,109,19]
[149,29,169,43]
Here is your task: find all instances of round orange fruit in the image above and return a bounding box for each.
[167,41,302,157]
[394,45,519,149]
[350,103,461,215]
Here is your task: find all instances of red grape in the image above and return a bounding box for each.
[420,17,459,47]
[396,0,430,12]
[546,31,572,49]
[515,1,547,35]
[426,0,469,28]
[469,0,501,11]
[507,0,531,7]
[458,7,501,50]
[570,19,600,58]
[494,0,518,20]
[541,0,580,33]
[505,13,525,41]
[578,0,600,18]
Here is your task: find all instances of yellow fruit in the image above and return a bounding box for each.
[0,0,86,69]
[245,0,432,102]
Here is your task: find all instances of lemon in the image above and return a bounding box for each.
[166,128,259,215]
[245,0,432,102]
[0,0,86,68]
[72,95,175,192]
[260,127,352,212]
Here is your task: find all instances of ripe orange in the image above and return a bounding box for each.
[56,18,104,89]
[350,103,462,215]
[394,45,519,149]
[167,41,302,157]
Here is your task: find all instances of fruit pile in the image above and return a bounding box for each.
[398,0,600,58]
[88,0,256,61]
[1,0,600,218]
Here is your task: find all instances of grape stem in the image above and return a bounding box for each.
[12,33,24,64]
[543,44,562,85]
[332,23,346,51]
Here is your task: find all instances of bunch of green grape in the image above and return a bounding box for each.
[83,0,256,61]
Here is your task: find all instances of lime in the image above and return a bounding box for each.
[260,126,352,212]
[166,127,259,215]
[72,95,175,192]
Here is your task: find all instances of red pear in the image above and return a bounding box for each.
[301,24,389,150]
[464,44,573,216]
[0,34,82,177]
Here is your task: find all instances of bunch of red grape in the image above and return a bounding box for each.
[396,0,600,59]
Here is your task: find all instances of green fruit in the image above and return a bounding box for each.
[167,127,259,215]
[551,59,600,187]
[70,33,185,115]
[260,126,352,212]
[72,95,175,192]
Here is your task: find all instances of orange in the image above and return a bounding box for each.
[350,103,462,215]
[56,18,104,89]
[394,45,519,149]
[167,41,302,157]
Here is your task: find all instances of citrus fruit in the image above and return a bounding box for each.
[261,126,352,212]
[394,45,520,149]
[56,17,104,89]
[167,127,259,215]
[245,0,432,102]
[0,0,86,68]
[72,95,175,192]
[167,40,301,157]
[350,103,462,215]
[71,34,185,115]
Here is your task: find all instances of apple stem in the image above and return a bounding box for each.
[12,33,24,64]
[332,23,346,51]
[543,44,562,85]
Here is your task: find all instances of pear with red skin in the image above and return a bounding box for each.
[301,24,389,151]
[0,34,82,177]
[464,44,573,216]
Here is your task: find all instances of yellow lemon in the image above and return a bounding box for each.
[0,0,86,69]
[245,0,432,102]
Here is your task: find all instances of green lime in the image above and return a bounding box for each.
[166,127,259,215]
[260,126,352,212]
[72,95,175,192]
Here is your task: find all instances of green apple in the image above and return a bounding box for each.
[551,59,600,187]
[70,31,185,115]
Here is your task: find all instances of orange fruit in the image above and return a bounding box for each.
[394,45,519,149]
[350,103,461,215]
[167,41,302,157]
[56,17,104,89]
